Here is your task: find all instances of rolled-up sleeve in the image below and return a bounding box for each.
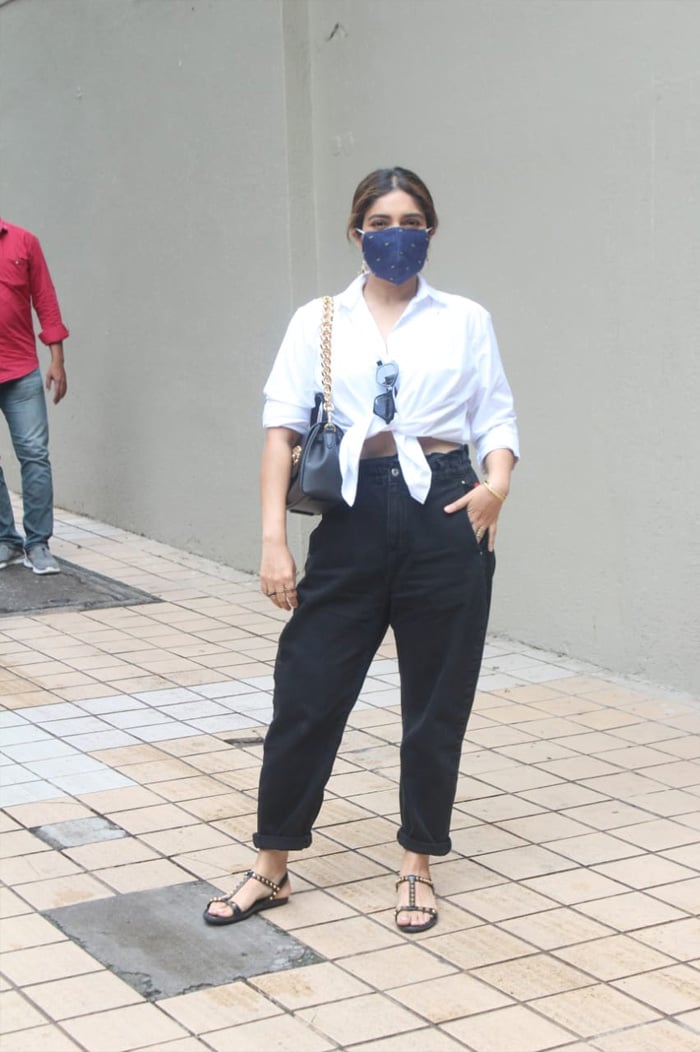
[28,236,69,346]
[468,311,520,468]
[262,304,319,436]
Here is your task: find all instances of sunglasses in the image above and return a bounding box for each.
[374,360,399,423]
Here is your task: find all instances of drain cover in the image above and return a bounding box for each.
[33,817,128,850]
[44,880,321,999]
[0,559,160,616]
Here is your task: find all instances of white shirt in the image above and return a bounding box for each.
[263,274,519,506]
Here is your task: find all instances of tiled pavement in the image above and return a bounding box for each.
[1,502,700,1052]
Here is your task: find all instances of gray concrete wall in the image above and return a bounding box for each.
[1,0,297,570]
[2,0,698,694]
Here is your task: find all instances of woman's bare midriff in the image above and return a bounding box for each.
[360,435,461,459]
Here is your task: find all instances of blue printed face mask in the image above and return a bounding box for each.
[357,226,431,284]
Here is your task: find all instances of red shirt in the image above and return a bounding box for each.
[0,218,69,383]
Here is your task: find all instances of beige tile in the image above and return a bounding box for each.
[593,854,696,889]
[661,843,700,870]
[0,851,81,885]
[169,843,253,881]
[64,838,159,869]
[581,771,673,798]
[613,819,700,851]
[632,917,700,959]
[442,1003,575,1051]
[614,963,700,1014]
[0,990,49,1032]
[25,970,143,1019]
[474,952,594,999]
[456,793,545,823]
[561,799,666,829]
[204,1013,335,1051]
[424,924,534,969]
[293,914,401,958]
[109,803,200,834]
[677,1008,700,1032]
[475,844,577,880]
[261,888,355,930]
[0,913,68,952]
[544,832,643,866]
[534,984,660,1036]
[520,783,609,809]
[1,942,102,986]
[0,1024,83,1051]
[292,850,389,888]
[0,831,52,860]
[296,991,425,1045]
[62,1003,188,1051]
[149,775,234,802]
[648,876,700,913]
[593,745,680,769]
[116,758,200,783]
[450,881,557,921]
[554,934,675,980]
[498,812,592,843]
[538,755,621,779]
[340,942,455,987]
[595,1019,700,1051]
[522,869,628,904]
[158,980,281,1032]
[79,786,165,811]
[575,891,688,931]
[391,970,512,1022]
[501,907,614,950]
[139,824,233,856]
[97,859,196,893]
[449,824,529,855]
[250,960,371,1008]
[0,887,33,918]
[3,800,93,829]
[640,760,700,788]
[16,874,114,911]
[348,1031,472,1052]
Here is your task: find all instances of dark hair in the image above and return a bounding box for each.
[346,166,438,239]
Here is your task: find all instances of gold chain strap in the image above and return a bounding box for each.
[320,295,335,430]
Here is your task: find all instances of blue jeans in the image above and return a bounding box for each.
[0,368,54,550]
[254,447,495,856]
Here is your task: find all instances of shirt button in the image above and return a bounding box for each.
[391,467,400,477]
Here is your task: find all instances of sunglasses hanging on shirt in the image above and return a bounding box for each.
[374,360,399,424]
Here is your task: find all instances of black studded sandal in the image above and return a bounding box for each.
[203,869,289,926]
[395,874,438,933]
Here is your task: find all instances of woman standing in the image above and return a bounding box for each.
[204,167,519,932]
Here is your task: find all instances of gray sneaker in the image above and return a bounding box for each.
[24,543,61,575]
[0,542,25,569]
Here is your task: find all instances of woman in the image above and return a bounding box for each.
[204,167,519,932]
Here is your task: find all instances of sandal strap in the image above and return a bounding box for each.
[396,874,434,891]
[206,868,284,910]
[394,905,438,918]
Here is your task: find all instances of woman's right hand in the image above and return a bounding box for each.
[260,541,298,610]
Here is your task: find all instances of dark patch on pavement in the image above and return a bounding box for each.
[0,558,160,616]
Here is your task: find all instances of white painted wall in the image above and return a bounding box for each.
[2,0,698,693]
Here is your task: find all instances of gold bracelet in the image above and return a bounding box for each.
[482,480,507,503]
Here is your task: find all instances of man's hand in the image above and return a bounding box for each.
[46,343,67,404]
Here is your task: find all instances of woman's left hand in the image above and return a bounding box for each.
[444,484,504,552]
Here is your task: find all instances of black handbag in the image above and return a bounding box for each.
[286,296,344,516]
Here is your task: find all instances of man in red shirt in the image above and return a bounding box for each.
[0,218,69,574]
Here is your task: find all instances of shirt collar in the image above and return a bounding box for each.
[335,273,449,313]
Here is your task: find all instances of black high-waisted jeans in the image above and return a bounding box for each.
[254,446,495,856]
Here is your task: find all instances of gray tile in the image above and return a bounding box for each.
[17,702,85,723]
[65,730,142,752]
[130,723,202,742]
[0,725,53,746]
[188,714,265,734]
[194,681,258,699]
[24,754,108,779]
[0,712,28,728]
[44,880,320,999]
[0,764,39,785]
[41,716,113,737]
[49,770,135,794]
[78,695,145,714]
[103,709,176,730]
[134,688,201,705]
[0,780,67,806]
[240,675,275,690]
[157,701,230,720]
[2,740,79,763]
[220,691,274,712]
[34,816,129,849]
